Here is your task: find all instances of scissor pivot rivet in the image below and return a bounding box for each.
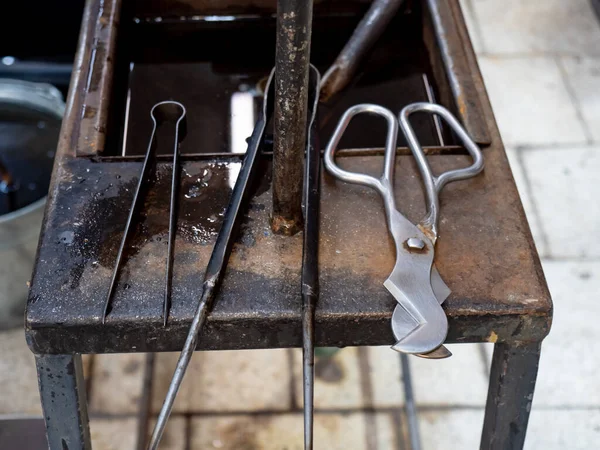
[406,237,426,250]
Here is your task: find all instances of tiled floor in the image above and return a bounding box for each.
[1,1,600,448]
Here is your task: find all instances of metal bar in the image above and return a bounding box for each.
[422,73,445,146]
[424,0,491,145]
[148,69,276,450]
[301,66,321,450]
[480,342,542,450]
[400,354,422,450]
[90,144,470,162]
[35,354,91,450]
[272,0,314,235]
[320,0,405,102]
[76,0,122,156]
[135,353,156,450]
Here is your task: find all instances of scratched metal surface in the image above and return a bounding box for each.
[25,149,550,354]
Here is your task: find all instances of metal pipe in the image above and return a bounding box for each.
[135,353,155,450]
[400,354,422,450]
[272,0,314,235]
[320,0,405,102]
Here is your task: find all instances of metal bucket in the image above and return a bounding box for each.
[0,79,64,329]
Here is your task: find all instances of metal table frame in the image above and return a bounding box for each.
[27,0,552,449]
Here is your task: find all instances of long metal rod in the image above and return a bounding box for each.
[400,354,422,450]
[272,0,314,235]
[148,70,275,450]
[301,66,321,450]
[320,0,406,102]
[164,109,185,326]
[135,353,156,450]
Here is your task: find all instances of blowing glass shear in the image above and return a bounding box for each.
[324,102,484,358]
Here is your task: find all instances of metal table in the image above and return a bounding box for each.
[26,0,552,448]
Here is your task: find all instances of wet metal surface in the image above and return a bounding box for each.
[26,150,550,354]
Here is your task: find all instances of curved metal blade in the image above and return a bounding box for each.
[390,265,451,358]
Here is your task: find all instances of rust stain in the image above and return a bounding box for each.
[82,106,97,119]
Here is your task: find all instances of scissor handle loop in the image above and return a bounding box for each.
[399,102,484,237]
[324,104,399,201]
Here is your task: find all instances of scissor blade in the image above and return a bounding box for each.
[388,265,451,358]
[431,266,451,304]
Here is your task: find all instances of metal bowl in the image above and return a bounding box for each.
[0,79,64,329]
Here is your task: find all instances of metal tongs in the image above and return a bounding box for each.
[324,103,484,357]
[104,101,187,325]
[148,71,275,449]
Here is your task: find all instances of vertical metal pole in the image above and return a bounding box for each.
[35,354,92,450]
[480,342,541,450]
[400,354,422,450]
[136,353,156,450]
[272,0,314,235]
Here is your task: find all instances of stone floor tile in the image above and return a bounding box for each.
[458,0,484,54]
[0,328,41,415]
[522,146,600,258]
[153,349,290,413]
[532,261,600,406]
[90,417,137,450]
[292,347,364,409]
[472,0,600,56]
[190,412,394,450]
[147,416,187,450]
[480,343,493,369]
[366,346,405,407]
[561,56,600,142]
[89,353,146,414]
[372,412,404,450]
[419,408,600,450]
[504,147,548,257]
[411,344,488,406]
[525,409,600,450]
[478,56,586,146]
[419,409,484,450]
[82,354,94,381]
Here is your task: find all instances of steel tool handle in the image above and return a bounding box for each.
[399,102,484,239]
[324,104,398,204]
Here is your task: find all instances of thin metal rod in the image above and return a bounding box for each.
[135,353,156,450]
[148,71,275,450]
[320,0,406,102]
[272,0,314,235]
[164,109,186,326]
[301,66,321,450]
[422,73,445,147]
[103,101,186,323]
[400,354,421,450]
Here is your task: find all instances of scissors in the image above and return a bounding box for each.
[323,102,484,358]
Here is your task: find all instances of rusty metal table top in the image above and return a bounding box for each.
[24,0,551,355]
[25,148,551,354]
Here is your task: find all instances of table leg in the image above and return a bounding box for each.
[35,354,91,450]
[480,342,541,450]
